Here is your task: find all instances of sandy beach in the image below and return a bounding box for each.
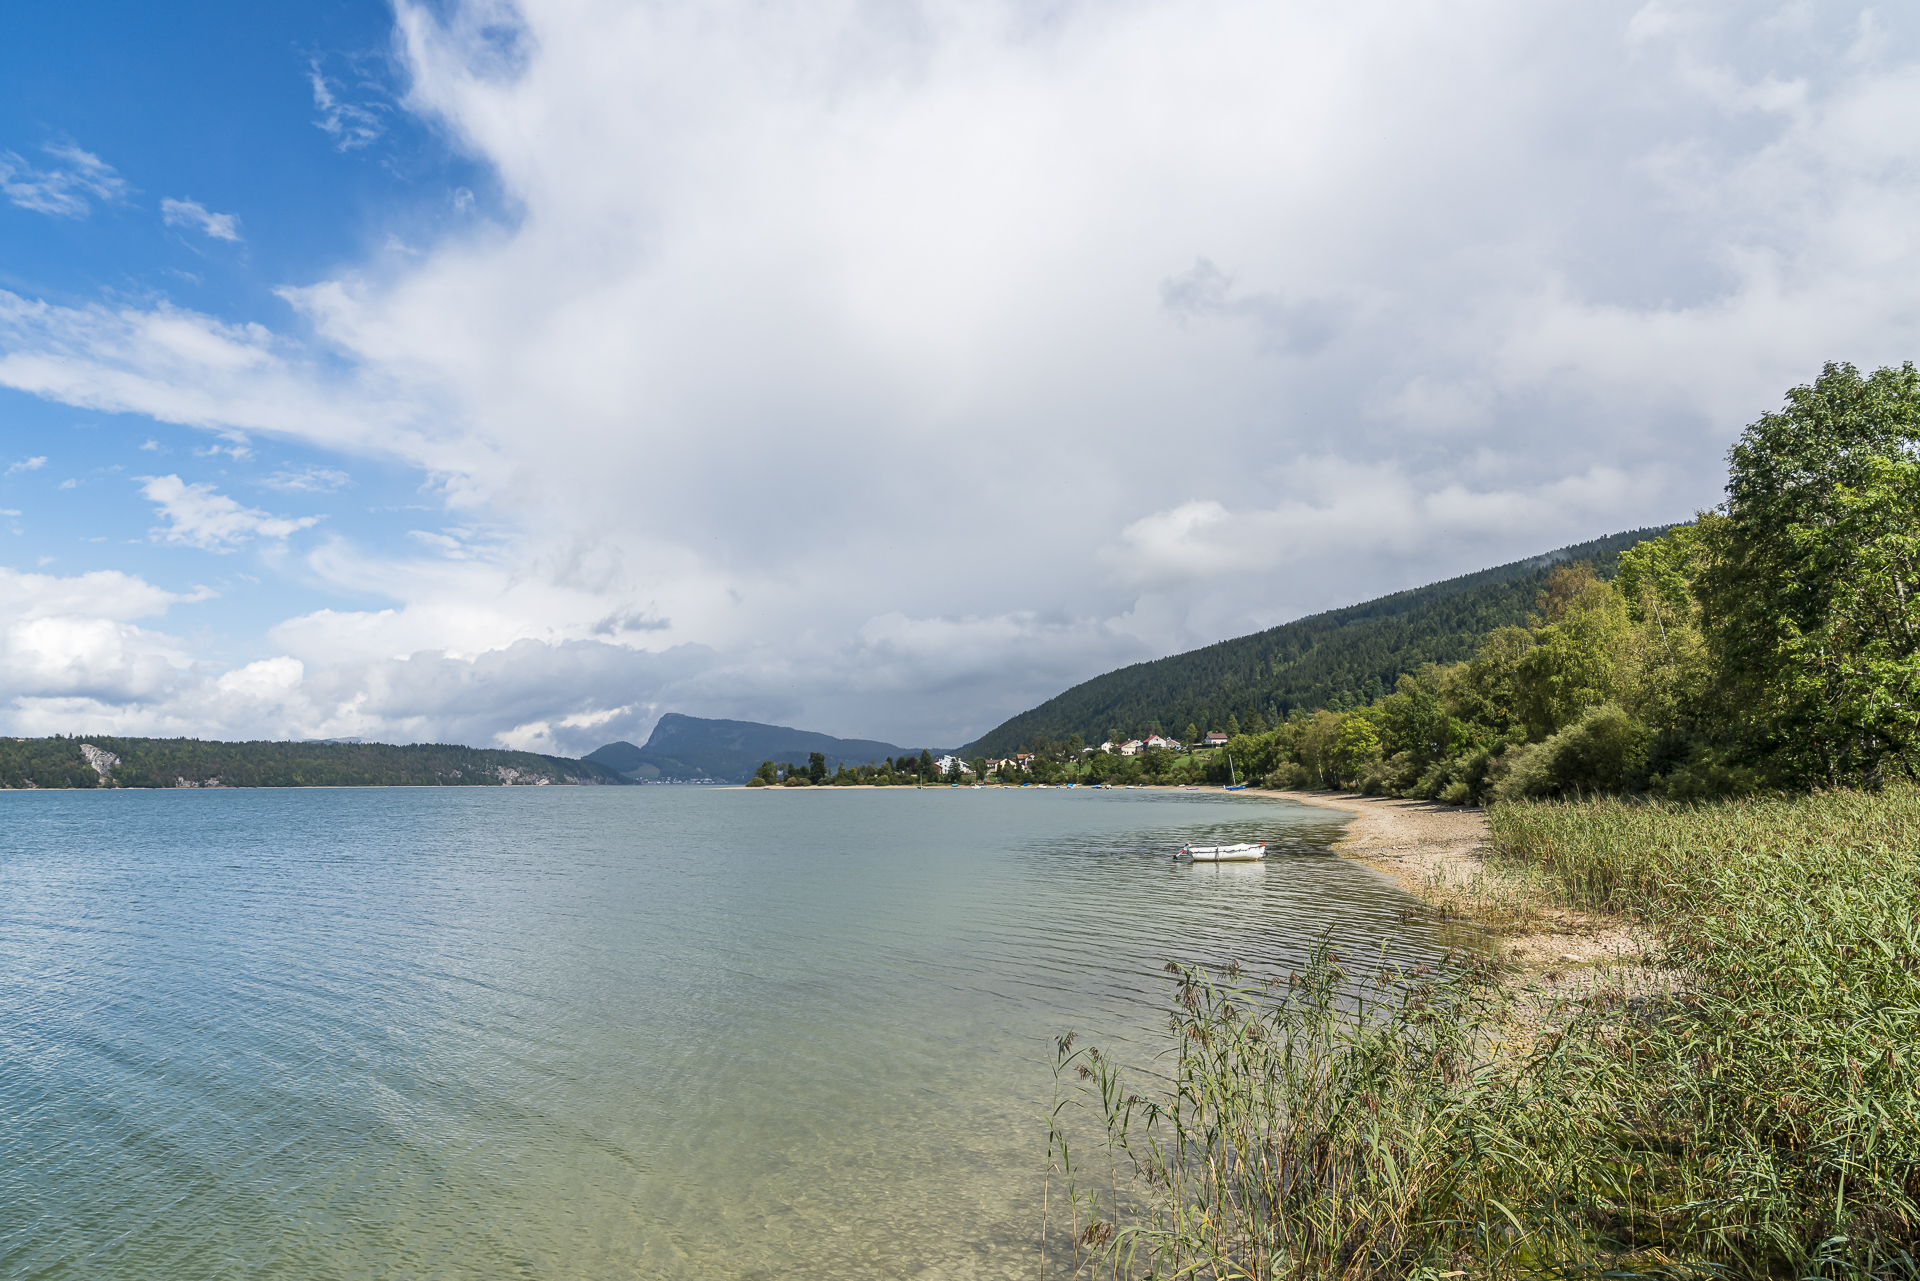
[1268,791,1653,988]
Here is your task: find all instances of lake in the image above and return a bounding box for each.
[0,786,1453,1279]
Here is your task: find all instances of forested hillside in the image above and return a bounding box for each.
[966,527,1672,756]
[0,737,630,789]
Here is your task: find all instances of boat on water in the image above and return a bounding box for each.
[1177,842,1268,862]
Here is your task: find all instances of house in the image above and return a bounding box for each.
[1098,740,1117,753]
[1119,739,1144,756]
[934,754,974,775]
[1145,734,1181,751]
[1204,732,1230,746]
[1014,752,1034,770]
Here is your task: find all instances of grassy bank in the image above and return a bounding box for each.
[1043,788,1920,1278]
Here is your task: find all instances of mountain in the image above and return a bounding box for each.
[588,713,919,782]
[0,737,632,789]
[964,526,1676,757]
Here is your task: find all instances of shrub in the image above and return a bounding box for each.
[1489,703,1649,801]
[1262,762,1316,790]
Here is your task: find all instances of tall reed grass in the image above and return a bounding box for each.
[1043,788,1920,1279]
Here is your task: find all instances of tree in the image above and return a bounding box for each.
[807,752,828,784]
[1184,723,1199,748]
[1446,627,1532,738]
[918,749,935,780]
[1328,717,1382,787]
[754,760,778,784]
[1514,574,1630,739]
[1140,745,1168,779]
[1614,524,1713,734]
[1699,361,1920,782]
[1375,670,1455,772]
[1226,713,1240,736]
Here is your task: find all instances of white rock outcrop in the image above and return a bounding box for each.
[79,743,120,778]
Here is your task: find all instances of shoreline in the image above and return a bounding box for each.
[1268,790,1650,980]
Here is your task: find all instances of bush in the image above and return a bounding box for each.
[1651,744,1763,801]
[1261,762,1316,790]
[1413,746,1503,805]
[1489,703,1650,801]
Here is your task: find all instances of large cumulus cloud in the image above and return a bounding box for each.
[4,0,1920,748]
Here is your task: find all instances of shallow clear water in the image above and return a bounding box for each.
[1,786,1451,1279]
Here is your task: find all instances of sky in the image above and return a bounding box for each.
[2,0,1917,755]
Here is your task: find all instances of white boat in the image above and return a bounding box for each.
[1177,842,1268,862]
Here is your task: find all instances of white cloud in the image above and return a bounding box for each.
[0,290,488,485]
[308,63,385,150]
[6,456,45,474]
[0,568,213,725]
[1106,462,1654,591]
[0,143,129,217]
[3,0,1920,748]
[140,475,322,551]
[262,465,349,493]
[160,197,241,242]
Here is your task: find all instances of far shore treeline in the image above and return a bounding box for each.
[0,737,629,789]
[1000,362,1920,802]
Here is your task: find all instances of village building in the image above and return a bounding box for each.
[1204,731,1230,746]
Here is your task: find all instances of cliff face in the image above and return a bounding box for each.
[79,744,120,778]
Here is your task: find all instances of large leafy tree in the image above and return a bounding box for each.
[1513,566,1631,739]
[1700,361,1920,783]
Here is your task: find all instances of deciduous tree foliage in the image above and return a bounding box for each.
[1700,361,1920,784]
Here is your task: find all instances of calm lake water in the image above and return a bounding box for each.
[1,786,1454,1279]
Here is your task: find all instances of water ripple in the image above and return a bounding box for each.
[1,787,1451,1280]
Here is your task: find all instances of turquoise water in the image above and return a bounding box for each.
[1,786,1450,1279]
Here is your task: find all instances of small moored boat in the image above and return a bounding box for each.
[1176,842,1268,862]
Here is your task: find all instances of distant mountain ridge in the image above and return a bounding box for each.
[588,713,924,782]
[964,526,1676,757]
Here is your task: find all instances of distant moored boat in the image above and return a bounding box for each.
[1176,842,1268,862]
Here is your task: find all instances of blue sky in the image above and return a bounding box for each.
[0,2,484,666]
[3,0,1919,753]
